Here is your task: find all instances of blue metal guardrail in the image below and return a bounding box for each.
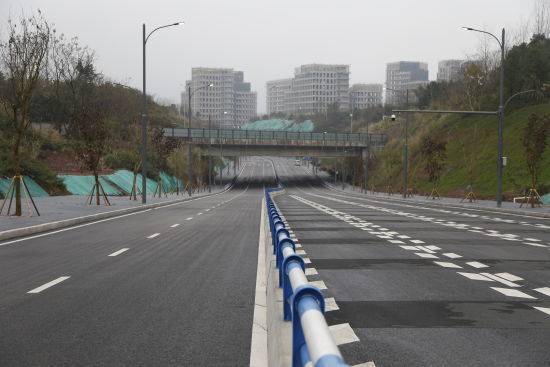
[265,187,348,367]
[166,127,387,145]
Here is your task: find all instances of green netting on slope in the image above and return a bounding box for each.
[0,176,49,198]
[542,193,550,205]
[241,119,314,132]
[159,172,184,193]
[59,175,123,196]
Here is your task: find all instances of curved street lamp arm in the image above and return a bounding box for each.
[145,22,184,44]
[503,89,536,110]
[462,27,502,49]
[189,83,214,97]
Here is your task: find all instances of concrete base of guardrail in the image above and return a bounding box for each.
[265,189,293,367]
[0,185,233,243]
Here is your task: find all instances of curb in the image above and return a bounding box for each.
[316,177,550,220]
[0,187,232,243]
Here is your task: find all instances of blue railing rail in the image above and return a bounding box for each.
[265,187,348,367]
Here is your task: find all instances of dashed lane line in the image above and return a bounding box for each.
[27,276,70,294]
[108,248,129,257]
[147,233,160,239]
[170,224,180,228]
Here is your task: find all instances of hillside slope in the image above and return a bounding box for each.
[369,103,550,200]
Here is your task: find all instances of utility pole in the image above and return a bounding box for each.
[141,24,147,203]
[187,85,192,196]
[208,114,212,193]
[403,89,409,199]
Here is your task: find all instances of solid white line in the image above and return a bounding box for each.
[490,287,536,299]
[147,233,160,239]
[534,287,550,297]
[170,224,180,228]
[108,248,129,257]
[0,209,151,247]
[27,276,70,294]
[186,217,193,220]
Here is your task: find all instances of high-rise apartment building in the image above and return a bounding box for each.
[349,83,383,110]
[266,78,293,115]
[385,61,429,105]
[437,59,465,82]
[182,67,257,128]
[266,64,350,115]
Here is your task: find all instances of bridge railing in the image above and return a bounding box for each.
[166,128,386,146]
[265,187,348,367]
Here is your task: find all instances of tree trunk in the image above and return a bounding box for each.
[94,172,100,205]
[13,123,23,216]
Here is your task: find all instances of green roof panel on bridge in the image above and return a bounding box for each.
[241,119,314,132]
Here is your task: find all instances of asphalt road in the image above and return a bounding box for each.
[272,157,550,367]
[0,158,276,366]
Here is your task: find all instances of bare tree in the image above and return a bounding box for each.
[420,136,447,199]
[533,0,550,37]
[521,113,550,207]
[0,11,51,216]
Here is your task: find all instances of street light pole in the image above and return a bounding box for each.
[208,114,212,193]
[386,86,410,198]
[464,26,505,207]
[141,21,183,204]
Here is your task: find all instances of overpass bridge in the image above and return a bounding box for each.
[164,128,386,158]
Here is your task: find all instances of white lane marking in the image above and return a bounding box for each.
[205,208,210,212]
[410,240,425,244]
[481,273,521,288]
[523,242,549,248]
[296,249,306,255]
[329,323,360,345]
[108,248,129,257]
[303,258,312,264]
[433,261,462,269]
[147,233,160,239]
[457,272,494,281]
[490,287,536,299]
[397,235,410,239]
[186,217,193,220]
[415,253,438,259]
[533,306,550,316]
[388,240,405,244]
[325,297,340,311]
[443,252,462,259]
[400,245,419,251]
[524,238,541,242]
[170,224,180,228]
[534,287,550,297]
[305,268,318,276]
[494,272,524,282]
[466,261,489,269]
[197,212,203,216]
[295,243,302,248]
[27,276,70,294]
[309,280,327,290]
[425,245,441,251]
[416,246,436,254]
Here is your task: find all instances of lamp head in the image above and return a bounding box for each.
[391,114,396,121]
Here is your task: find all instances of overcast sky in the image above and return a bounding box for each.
[0,0,536,113]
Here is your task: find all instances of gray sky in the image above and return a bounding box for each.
[0,0,535,113]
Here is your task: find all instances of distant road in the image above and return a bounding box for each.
[0,158,275,366]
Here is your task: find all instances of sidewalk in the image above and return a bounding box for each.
[0,186,225,232]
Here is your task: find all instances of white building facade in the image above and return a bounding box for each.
[349,83,383,110]
[385,61,429,105]
[437,59,465,82]
[182,68,257,128]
